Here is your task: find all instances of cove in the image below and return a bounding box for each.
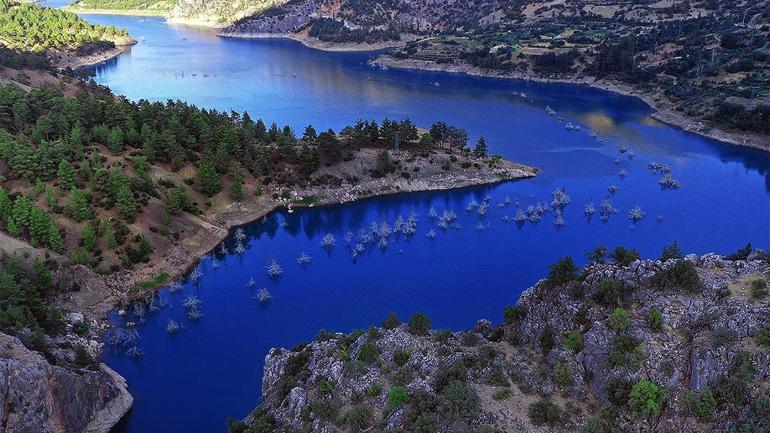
[61,13,770,433]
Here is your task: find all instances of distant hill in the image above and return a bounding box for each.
[69,0,289,26]
[68,0,176,14]
[223,0,770,141]
[0,0,133,53]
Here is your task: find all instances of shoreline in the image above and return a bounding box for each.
[108,157,537,306]
[51,44,134,71]
[219,31,407,52]
[369,56,770,152]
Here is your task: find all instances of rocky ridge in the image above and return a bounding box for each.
[240,251,770,432]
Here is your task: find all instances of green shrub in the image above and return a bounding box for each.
[609,308,630,332]
[317,376,335,396]
[492,388,512,400]
[411,412,436,433]
[74,345,97,369]
[503,305,526,323]
[563,331,584,353]
[713,352,755,406]
[757,328,770,346]
[367,382,382,397]
[608,335,644,370]
[357,342,379,364]
[660,241,682,261]
[438,380,479,420]
[628,380,667,417]
[528,398,561,425]
[386,386,409,411]
[750,279,767,299]
[381,311,402,329]
[737,395,770,433]
[586,245,608,264]
[310,398,339,421]
[684,388,717,422]
[651,260,701,292]
[346,405,373,432]
[612,247,640,266]
[546,256,578,287]
[594,278,635,305]
[408,312,431,336]
[393,349,411,366]
[553,362,573,386]
[647,309,662,331]
[582,416,607,433]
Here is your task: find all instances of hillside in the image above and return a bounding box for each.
[67,0,177,15]
[0,0,134,69]
[223,0,770,148]
[235,248,770,433]
[168,0,288,26]
[69,0,290,26]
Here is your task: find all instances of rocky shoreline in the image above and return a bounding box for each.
[369,56,770,153]
[242,251,770,433]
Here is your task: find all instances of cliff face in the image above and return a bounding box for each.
[0,333,133,433]
[243,253,770,432]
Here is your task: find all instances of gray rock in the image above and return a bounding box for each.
[0,333,132,433]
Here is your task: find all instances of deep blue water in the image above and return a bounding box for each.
[52,12,770,433]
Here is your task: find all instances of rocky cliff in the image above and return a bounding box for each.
[236,251,770,432]
[0,332,133,433]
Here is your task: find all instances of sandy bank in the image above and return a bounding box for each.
[370,56,770,152]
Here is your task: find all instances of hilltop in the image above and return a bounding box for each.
[223,0,770,150]
[235,248,770,433]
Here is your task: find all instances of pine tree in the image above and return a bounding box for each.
[57,159,77,191]
[166,186,193,215]
[48,221,63,252]
[44,186,57,208]
[115,183,138,221]
[106,126,124,154]
[230,168,244,201]
[300,144,320,177]
[81,223,97,252]
[473,136,488,158]
[0,187,12,224]
[302,125,317,144]
[67,188,92,222]
[103,219,117,249]
[196,161,221,196]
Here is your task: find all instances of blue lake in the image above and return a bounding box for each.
[57,12,770,433]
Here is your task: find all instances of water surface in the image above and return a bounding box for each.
[58,13,770,433]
